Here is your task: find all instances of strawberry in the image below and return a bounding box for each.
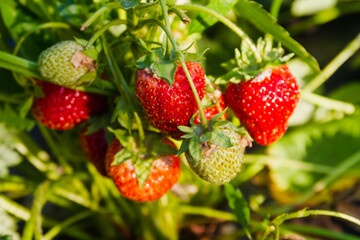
[38,40,96,88]
[225,65,300,145]
[185,128,248,185]
[135,62,205,137]
[194,89,227,125]
[32,80,107,130]
[105,139,181,202]
[79,127,107,176]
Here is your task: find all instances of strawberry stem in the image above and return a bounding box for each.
[303,33,360,92]
[301,91,355,115]
[159,0,172,59]
[86,19,127,48]
[176,4,262,63]
[141,16,208,129]
[101,36,146,145]
[264,0,283,51]
[13,22,71,55]
[81,6,108,31]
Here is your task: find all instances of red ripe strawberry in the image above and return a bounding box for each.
[32,80,107,130]
[105,139,181,202]
[135,62,205,137]
[194,89,227,125]
[225,65,300,145]
[79,127,107,176]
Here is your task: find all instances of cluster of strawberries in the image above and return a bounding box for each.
[32,40,300,202]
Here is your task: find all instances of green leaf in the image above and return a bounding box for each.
[176,138,190,156]
[0,124,22,177]
[189,0,240,34]
[178,125,194,133]
[183,52,206,62]
[234,0,319,72]
[0,235,12,240]
[0,104,34,132]
[268,114,360,200]
[224,184,250,227]
[112,148,133,165]
[210,128,233,149]
[18,96,33,118]
[118,0,140,9]
[189,137,202,163]
[134,158,153,189]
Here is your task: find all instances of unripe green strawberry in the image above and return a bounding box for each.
[185,128,248,185]
[38,40,96,87]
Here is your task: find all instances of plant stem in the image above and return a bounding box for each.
[37,123,73,174]
[141,18,208,128]
[176,4,261,63]
[159,0,172,59]
[43,211,93,240]
[303,33,360,92]
[0,92,24,104]
[14,22,71,55]
[301,91,356,114]
[265,0,283,50]
[295,149,360,206]
[178,205,237,221]
[81,6,108,31]
[86,19,127,48]
[282,223,360,240]
[101,36,146,143]
[272,209,360,226]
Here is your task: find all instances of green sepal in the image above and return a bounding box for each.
[200,132,212,143]
[178,125,193,133]
[134,157,153,189]
[217,37,296,85]
[189,137,202,163]
[78,69,97,84]
[210,128,233,149]
[112,148,133,166]
[33,84,44,98]
[176,138,190,156]
[136,47,178,86]
[74,37,99,60]
[113,96,133,132]
[108,127,134,149]
[208,107,228,131]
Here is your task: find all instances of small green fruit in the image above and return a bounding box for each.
[185,128,247,185]
[38,40,96,87]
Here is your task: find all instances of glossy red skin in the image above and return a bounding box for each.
[32,80,107,130]
[225,65,300,145]
[79,127,107,176]
[135,62,205,137]
[194,90,227,125]
[105,139,181,202]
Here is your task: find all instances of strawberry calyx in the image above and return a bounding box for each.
[176,108,252,163]
[216,37,294,85]
[136,46,205,86]
[108,128,177,188]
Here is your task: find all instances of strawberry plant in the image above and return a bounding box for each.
[1,0,360,239]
